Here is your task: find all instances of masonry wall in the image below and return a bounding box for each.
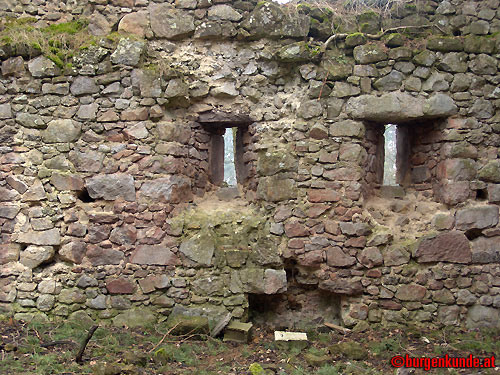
[0,0,499,330]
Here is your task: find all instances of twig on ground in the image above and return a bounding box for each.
[75,325,98,364]
[148,322,180,354]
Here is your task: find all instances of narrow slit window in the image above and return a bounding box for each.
[223,127,237,186]
[383,124,397,186]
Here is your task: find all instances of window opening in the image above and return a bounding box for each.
[383,124,397,186]
[223,127,237,186]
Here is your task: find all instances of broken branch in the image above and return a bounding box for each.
[75,325,98,364]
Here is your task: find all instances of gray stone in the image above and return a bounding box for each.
[165,78,189,98]
[413,50,436,67]
[329,120,365,138]
[70,76,99,96]
[353,44,387,64]
[179,231,215,266]
[1,56,25,76]
[242,2,309,38]
[383,245,410,266]
[118,11,149,37]
[471,236,500,263]
[470,20,490,35]
[208,5,242,21]
[488,184,500,203]
[438,52,468,73]
[17,229,60,246]
[111,38,145,67]
[373,70,404,91]
[28,56,60,77]
[456,206,499,230]
[0,103,12,119]
[466,305,500,329]
[358,247,383,268]
[456,289,477,305]
[37,295,55,312]
[16,113,46,129]
[471,98,494,119]
[149,3,195,39]
[422,72,449,91]
[20,245,55,268]
[478,161,500,182]
[0,204,20,219]
[86,173,136,202]
[59,241,86,264]
[257,177,297,202]
[130,245,180,266]
[423,93,458,117]
[42,119,81,143]
[87,295,107,310]
[326,246,356,267]
[76,275,98,288]
[438,305,460,325]
[138,176,192,204]
[298,100,322,119]
[470,54,497,75]
[427,37,463,52]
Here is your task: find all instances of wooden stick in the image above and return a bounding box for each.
[324,322,352,333]
[41,340,76,348]
[75,325,98,364]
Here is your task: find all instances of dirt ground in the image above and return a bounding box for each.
[0,316,498,375]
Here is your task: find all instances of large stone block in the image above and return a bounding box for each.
[478,160,500,183]
[264,269,287,294]
[86,246,124,266]
[0,203,20,219]
[471,236,500,263]
[42,119,81,143]
[256,177,297,202]
[395,284,427,301]
[106,278,135,294]
[149,3,195,39]
[118,11,150,37]
[179,232,214,266]
[20,245,55,268]
[111,38,145,66]
[86,173,136,202]
[353,44,387,64]
[414,231,471,263]
[466,305,500,329]
[0,244,20,264]
[326,246,356,267]
[456,206,499,230]
[130,245,181,266]
[50,173,84,191]
[139,176,192,204]
[319,278,363,295]
[28,56,60,77]
[59,241,86,264]
[17,229,61,246]
[329,120,365,138]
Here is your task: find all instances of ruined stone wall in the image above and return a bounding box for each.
[0,0,499,330]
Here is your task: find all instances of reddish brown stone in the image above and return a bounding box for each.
[130,245,180,266]
[50,173,84,191]
[288,238,304,249]
[379,300,403,310]
[297,250,323,267]
[326,246,356,267]
[86,245,124,266]
[415,231,471,264]
[395,284,427,301]
[345,236,367,248]
[307,204,329,218]
[121,107,148,121]
[106,278,135,294]
[324,220,339,235]
[284,221,309,237]
[366,269,382,278]
[308,189,340,203]
[319,278,363,295]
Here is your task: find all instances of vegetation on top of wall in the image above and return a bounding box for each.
[0,17,92,68]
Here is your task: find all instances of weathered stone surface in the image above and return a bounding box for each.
[297,100,322,119]
[455,206,499,230]
[0,244,20,264]
[471,236,500,263]
[1,56,25,76]
[20,245,55,268]
[0,103,12,119]
[106,278,135,294]
[383,245,410,266]
[478,160,500,183]
[110,225,137,245]
[414,231,471,263]
[373,70,404,91]
[257,149,297,176]
[111,38,145,66]
[86,174,136,202]
[358,247,383,268]
[50,173,84,191]
[118,11,149,37]
[319,278,363,295]
[353,44,387,64]
[130,245,180,266]
[208,5,242,21]
[329,120,365,138]
[466,305,500,329]
[438,305,460,325]
[113,309,156,328]
[149,3,195,39]
[42,119,81,143]
[179,232,214,266]
[0,203,20,219]
[59,288,86,304]
[59,241,86,264]
[28,56,60,77]
[423,93,458,117]
[257,177,297,202]
[242,2,309,38]
[395,284,427,301]
[139,176,192,204]
[86,246,124,266]
[326,247,356,267]
[427,37,463,52]
[70,76,99,96]
[17,229,61,246]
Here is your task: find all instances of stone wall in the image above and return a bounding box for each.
[0,0,499,330]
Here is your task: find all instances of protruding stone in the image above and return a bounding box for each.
[395,284,427,301]
[42,119,81,143]
[149,3,195,39]
[28,56,60,77]
[111,38,145,66]
[59,241,86,264]
[179,232,214,266]
[86,174,136,202]
[20,245,55,268]
[414,231,471,263]
[456,206,499,230]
